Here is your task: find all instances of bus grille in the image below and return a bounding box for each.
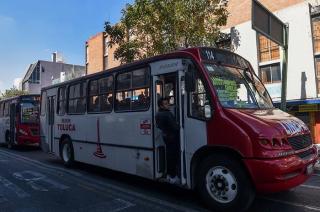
[297,148,314,160]
[288,134,312,150]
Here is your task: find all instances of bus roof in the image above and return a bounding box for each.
[0,94,40,103]
[41,47,250,91]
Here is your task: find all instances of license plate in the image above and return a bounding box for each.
[306,164,314,175]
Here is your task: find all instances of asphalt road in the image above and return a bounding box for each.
[0,146,319,212]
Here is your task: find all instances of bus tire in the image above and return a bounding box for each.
[60,138,74,167]
[197,154,255,212]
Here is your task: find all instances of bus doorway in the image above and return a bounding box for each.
[153,72,185,184]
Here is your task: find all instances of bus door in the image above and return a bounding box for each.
[9,103,16,144]
[152,71,186,185]
[153,76,165,178]
[47,96,55,152]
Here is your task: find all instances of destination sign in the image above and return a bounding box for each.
[200,48,248,69]
[21,96,40,102]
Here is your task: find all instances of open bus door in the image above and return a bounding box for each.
[152,68,187,185]
[153,76,166,178]
[9,103,16,147]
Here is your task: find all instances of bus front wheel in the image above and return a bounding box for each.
[60,138,74,167]
[197,155,255,212]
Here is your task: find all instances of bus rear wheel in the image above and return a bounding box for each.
[197,155,255,212]
[60,138,74,167]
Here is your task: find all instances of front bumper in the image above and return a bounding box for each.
[16,135,40,146]
[244,145,319,193]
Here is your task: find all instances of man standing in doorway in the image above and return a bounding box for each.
[155,97,180,183]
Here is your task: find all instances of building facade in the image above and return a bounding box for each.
[222,0,320,144]
[86,32,120,75]
[22,59,85,95]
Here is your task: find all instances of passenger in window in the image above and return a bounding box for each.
[93,96,100,112]
[155,97,180,184]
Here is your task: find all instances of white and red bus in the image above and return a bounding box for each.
[40,47,318,211]
[0,95,40,148]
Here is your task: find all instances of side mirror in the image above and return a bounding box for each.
[185,66,196,92]
[204,104,212,119]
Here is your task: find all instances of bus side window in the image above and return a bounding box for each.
[57,87,66,115]
[115,68,150,111]
[189,72,209,119]
[0,103,3,117]
[88,76,113,113]
[41,91,46,116]
[4,102,9,117]
[68,82,86,114]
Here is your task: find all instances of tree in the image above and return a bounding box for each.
[105,0,229,64]
[1,87,28,99]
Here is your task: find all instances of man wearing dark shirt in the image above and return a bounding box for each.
[155,97,180,183]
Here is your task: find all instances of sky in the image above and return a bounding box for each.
[0,0,133,93]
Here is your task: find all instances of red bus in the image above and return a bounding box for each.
[0,95,40,148]
[40,47,318,211]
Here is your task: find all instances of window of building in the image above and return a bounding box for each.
[259,63,281,84]
[315,57,320,93]
[104,36,109,56]
[312,17,320,54]
[88,76,113,113]
[28,64,40,84]
[258,34,280,62]
[104,56,108,70]
[68,82,86,114]
[115,68,150,111]
[57,87,66,115]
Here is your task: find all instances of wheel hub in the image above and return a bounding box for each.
[206,166,238,204]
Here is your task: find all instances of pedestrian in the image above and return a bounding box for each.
[155,97,180,183]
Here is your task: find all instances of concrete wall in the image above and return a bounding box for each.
[86,32,104,74]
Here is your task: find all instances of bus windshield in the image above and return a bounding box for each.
[204,63,273,109]
[20,101,39,124]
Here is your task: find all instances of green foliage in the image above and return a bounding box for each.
[1,87,28,100]
[105,0,229,63]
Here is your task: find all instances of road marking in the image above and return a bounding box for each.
[0,150,82,177]
[300,184,320,190]
[110,199,135,212]
[78,198,135,212]
[0,150,200,212]
[13,170,69,191]
[262,197,320,211]
[0,176,30,198]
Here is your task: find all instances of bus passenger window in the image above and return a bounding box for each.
[40,91,46,116]
[88,76,113,113]
[115,68,150,111]
[0,103,3,117]
[68,82,86,114]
